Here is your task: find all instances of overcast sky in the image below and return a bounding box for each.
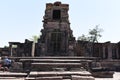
[0,0,120,47]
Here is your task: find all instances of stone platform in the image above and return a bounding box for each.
[9,56,94,72]
[0,71,93,80]
[0,56,97,80]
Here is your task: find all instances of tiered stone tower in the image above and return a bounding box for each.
[37,2,75,56]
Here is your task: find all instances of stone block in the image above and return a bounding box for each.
[10,62,23,71]
[71,75,95,80]
[29,71,91,77]
[113,72,120,79]
[36,76,63,80]
[26,76,63,80]
[0,72,27,77]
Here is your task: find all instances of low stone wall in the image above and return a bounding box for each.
[91,60,120,71]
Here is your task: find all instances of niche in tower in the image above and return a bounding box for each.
[53,10,61,20]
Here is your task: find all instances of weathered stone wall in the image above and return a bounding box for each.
[76,40,120,60]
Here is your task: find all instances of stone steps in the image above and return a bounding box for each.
[31,62,82,71]
[19,57,93,72]
[10,56,97,61]
[19,59,92,63]
[0,77,24,80]
[6,56,95,80]
[0,72,27,77]
[0,71,93,80]
[29,71,91,77]
[72,75,95,80]
[26,71,93,80]
[25,76,63,80]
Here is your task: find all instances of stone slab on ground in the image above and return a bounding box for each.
[31,63,82,69]
[20,59,92,63]
[72,75,95,80]
[25,76,63,80]
[95,78,113,80]
[29,71,91,77]
[0,77,24,80]
[113,72,120,79]
[0,72,27,77]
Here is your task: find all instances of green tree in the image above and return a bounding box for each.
[78,25,103,43]
[29,35,40,43]
[78,34,89,41]
[88,25,103,43]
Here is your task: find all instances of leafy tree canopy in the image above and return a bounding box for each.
[29,35,40,43]
[78,25,103,43]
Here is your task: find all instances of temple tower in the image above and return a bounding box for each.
[37,2,75,56]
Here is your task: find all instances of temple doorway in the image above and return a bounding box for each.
[51,31,62,55]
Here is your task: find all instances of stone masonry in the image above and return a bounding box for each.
[36,2,75,56]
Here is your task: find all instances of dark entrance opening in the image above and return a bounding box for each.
[53,10,61,20]
[50,31,62,55]
[105,47,108,59]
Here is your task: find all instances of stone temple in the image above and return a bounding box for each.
[3,1,120,60]
[0,1,120,80]
[36,2,75,56]
[6,2,76,57]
